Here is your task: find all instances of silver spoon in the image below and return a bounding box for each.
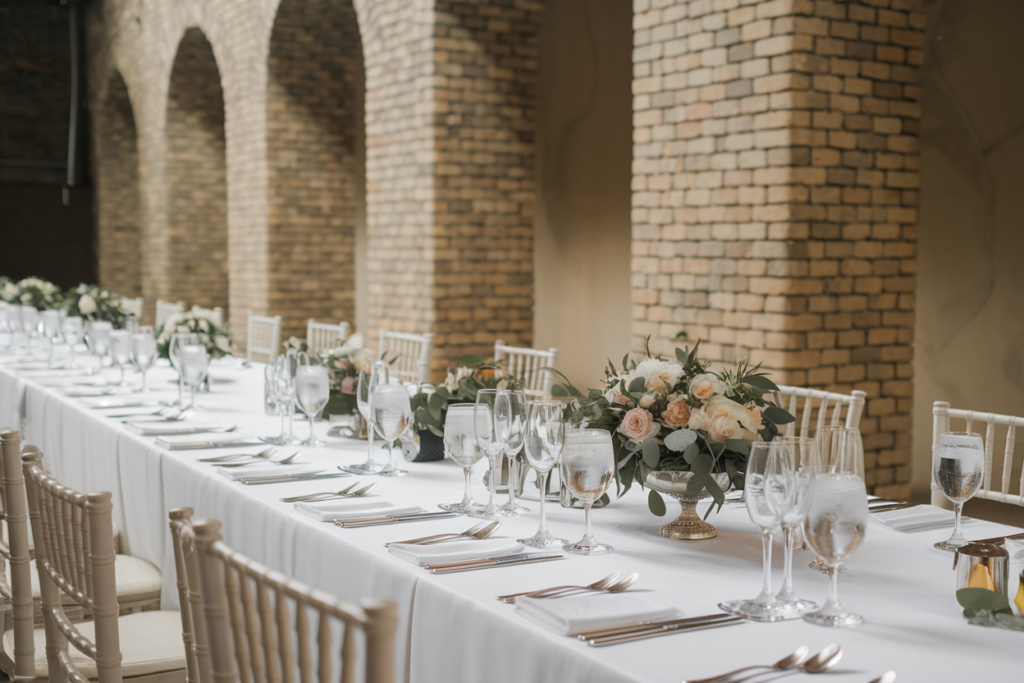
[199,447,275,463]
[419,521,501,545]
[498,571,622,603]
[799,644,843,675]
[548,572,639,599]
[218,451,301,468]
[870,672,896,683]
[682,646,809,683]
[281,482,363,502]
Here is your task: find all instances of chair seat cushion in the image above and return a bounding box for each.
[7,554,162,604]
[4,609,185,679]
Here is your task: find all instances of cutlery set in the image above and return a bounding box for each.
[334,510,458,528]
[281,482,377,503]
[497,571,638,603]
[384,521,500,547]
[423,552,564,574]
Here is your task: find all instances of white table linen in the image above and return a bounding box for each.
[515,592,681,636]
[2,357,1022,683]
[388,538,524,565]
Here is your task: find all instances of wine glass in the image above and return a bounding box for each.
[472,389,512,519]
[562,428,615,555]
[20,307,41,353]
[110,330,132,388]
[62,316,84,365]
[803,458,868,628]
[260,354,296,445]
[371,384,412,477]
[933,431,984,551]
[809,426,862,572]
[764,441,819,616]
[41,310,62,361]
[439,404,485,513]
[720,442,789,621]
[340,360,389,474]
[294,360,330,447]
[498,390,529,516]
[180,344,210,410]
[263,363,286,441]
[85,321,113,372]
[169,333,200,405]
[518,401,567,547]
[130,326,157,391]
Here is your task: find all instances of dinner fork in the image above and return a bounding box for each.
[546,572,639,600]
[280,482,363,502]
[199,447,276,463]
[217,451,301,468]
[418,521,500,545]
[497,572,622,603]
[385,522,492,548]
[280,483,377,503]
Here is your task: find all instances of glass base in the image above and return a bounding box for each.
[934,539,967,553]
[803,610,864,628]
[260,435,293,446]
[299,437,326,447]
[379,467,408,477]
[719,599,792,623]
[519,534,567,548]
[499,503,529,516]
[774,596,819,616]
[340,461,385,475]
[467,505,518,520]
[564,540,613,556]
[439,502,483,514]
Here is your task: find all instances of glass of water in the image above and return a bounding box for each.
[372,384,412,477]
[110,330,132,388]
[295,361,330,447]
[562,429,615,555]
[169,333,200,405]
[933,431,984,552]
[439,404,485,513]
[130,327,158,391]
[518,401,566,547]
[180,344,210,409]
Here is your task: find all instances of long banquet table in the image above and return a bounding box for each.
[1,356,1021,683]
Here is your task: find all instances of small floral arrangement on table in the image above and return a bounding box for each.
[552,341,795,518]
[8,277,64,309]
[282,336,308,354]
[410,355,522,437]
[321,343,372,417]
[0,277,19,304]
[62,283,130,326]
[156,311,232,359]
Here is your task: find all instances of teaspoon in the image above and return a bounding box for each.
[683,646,808,683]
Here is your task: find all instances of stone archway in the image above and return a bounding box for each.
[164,28,229,318]
[266,0,366,342]
[94,71,142,299]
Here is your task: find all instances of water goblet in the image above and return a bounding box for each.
[62,315,84,365]
[765,442,819,616]
[439,404,485,513]
[295,361,330,447]
[472,389,512,519]
[518,401,567,547]
[41,310,62,361]
[180,344,210,410]
[720,442,789,621]
[340,361,389,473]
[130,326,157,391]
[933,431,984,552]
[20,307,41,353]
[260,354,297,445]
[809,426,862,572]
[498,389,529,516]
[562,428,615,555]
[371,384,412,477]
[85,321,113,373]
[169,333,200,405]
[110,330,132,389]
[802,471,868,627]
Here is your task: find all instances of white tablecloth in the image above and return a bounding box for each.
[2,356,1021,683]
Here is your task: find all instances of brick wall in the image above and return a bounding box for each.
[632,0,923,497]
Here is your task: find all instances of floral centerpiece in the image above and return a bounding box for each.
[321,343,371,417]
[0,277,18,304]
[552,341,794,538]
[156,311,232,359]
[282,336,308,354]
[62,283,130,326]
[10,277,63,309]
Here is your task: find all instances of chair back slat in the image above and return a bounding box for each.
[224,565,255,683]
[248,315,283,364]
[307,320,351,356]
[23,451,122,683]
[169,508,210,683]
[192,519,397,683]
[492,341,559,399]
[0,430,35,677]
[294,601,312,683]
[156,300,185,331]
[378,329,433,384]
[191,305,225,328]
[774,386,867,440]
[121,297,143,319]
[932,402,1024,507]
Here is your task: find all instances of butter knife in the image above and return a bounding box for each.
[572,612,736,640]
[426,553,564,573]
[335,511,458,527]
[588,615,744,647]
[241,472,350,485]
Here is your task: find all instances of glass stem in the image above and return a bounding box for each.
[177,374,184,405]
[781,527,794,597]
[506,455,516,506]
[366,418,375,465]
[279,411,286,439]
[461,468,473,508]
[141,369,147,392]
[118,365,125,385]
[583,503,593,541]
[953,502,964,540]
[287,402,295,441]
[826,565,841,611]
[757,530,773,603]
[190,385,197,410]
[386,440,395,468]
[488,454,498,507]
[537,471,548,535]
[309,414,315,441]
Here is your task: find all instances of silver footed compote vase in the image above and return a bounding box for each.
[642,465,731,540]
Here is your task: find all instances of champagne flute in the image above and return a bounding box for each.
[764,442,819,616]
[518,401,566,547]
[110,330,132,389]
[472,389,511,519]
[497,390,529,515]
[562,429,615,555]
[372,384,412,478]
[295,362,330,447]
[340,360,389,474]
[720,442,789,621]
[439,404,485,513]
[933,431,984,551]
[130,326,157,391]
[180,344,210,410]
[169,333,200,405]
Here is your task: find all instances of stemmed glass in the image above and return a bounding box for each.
[263,363,287,443]
[809,426,863,573]
[472,389,512,519]
[498,390,529,516]
[110,331,132,389]
[371,384,412,477]
[294,356,330,446]
[130,326,157,391]
[62,316,84,365]
[169,333,200,405]
[764,441,819,616]
[562,429,615,555]
[439,404,485,513]
[85,321,113,374]
[933,431,984,552]
[518,401,567,547]
[340,360,389,474]
[180,344,210,410]
[261,354,296,445]
[720,442,788,621]
[41,310,61,361]
[20,307,41,353]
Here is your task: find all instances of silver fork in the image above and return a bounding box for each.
[384,522,491,548]
[218,452,301,468]
[546,572,639,599]
[281,482,363,503]
[280,483,376,503]
[199,448,276,463]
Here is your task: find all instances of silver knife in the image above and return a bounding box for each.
[162,438,256,450]
[240,472,351,485]
[430,554,565,574]
[587,615,744,647]
[424,552,558,570]
[572,612,736,639]
[336,511,458,527]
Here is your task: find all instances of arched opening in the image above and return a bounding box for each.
[94,71,142,298]
[165,28,228,317]
[534,0,633,387]
[266,0,366,341]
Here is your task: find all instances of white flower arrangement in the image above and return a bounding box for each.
[157,312,232,359]
[63,283,130,325]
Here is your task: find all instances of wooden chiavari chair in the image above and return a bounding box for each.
[377,330,432,385]
[0,429,37,679]
[189,307,224,328]
[772,385,867,438]
[492,341,559,400]
[246,315,282,364]
[155,301,185,332]
[189,516,397,683]
[306,321,351,357]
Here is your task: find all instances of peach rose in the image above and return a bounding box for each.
[619,407,660,444]
[689,374,722,401]
[662,399,692,429]
[744,402,765,431]
[645,373,669,394]
[707,414,741,442]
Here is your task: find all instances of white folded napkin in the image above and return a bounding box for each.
[869,505,972,532]
[81,397,161,409]
[295,499,423,523]
[216,463,322,481]
[388,538,524,565]
[516,592,681,636]
[125,422,231,437]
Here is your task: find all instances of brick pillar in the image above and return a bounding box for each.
[632,0,923,497]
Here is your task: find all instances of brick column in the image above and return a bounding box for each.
[632,0,923,497]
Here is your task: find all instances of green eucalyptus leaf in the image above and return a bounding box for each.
[648,489,667,517]
[686,472,708,496]
[762,406,796,425]
[676,347,687,364]
[628,376,647,394]
[957,588,1011,614]
[428,425,444,437]
[744,375,780,393]
[724,438,752,456]
[665,429,698,452]
[641,437,661,468]
[683,441,700,464]
[705,474,725,507]
[690,453,713,476]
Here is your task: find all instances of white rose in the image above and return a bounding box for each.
[689,373,726,401]
[2,283,17,299]
[639,393,657,409]
[78,294,97,315]
[707,414,742,442]
[20,293,30,303]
